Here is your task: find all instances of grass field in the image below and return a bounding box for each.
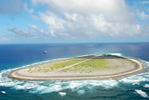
[62,59,109,72]
[48,59,85,71]
[27,54,138,73]
[28,58,85,72]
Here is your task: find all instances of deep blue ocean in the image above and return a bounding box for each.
[0,43,149,100]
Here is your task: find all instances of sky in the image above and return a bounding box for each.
[0,0,149,44]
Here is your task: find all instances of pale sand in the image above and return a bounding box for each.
[8,54,143,80]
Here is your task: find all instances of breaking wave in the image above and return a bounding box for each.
[0,57,149,96]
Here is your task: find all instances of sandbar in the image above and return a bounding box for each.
[8,54,143,80]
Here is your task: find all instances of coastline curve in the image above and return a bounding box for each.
[8,54,144,80]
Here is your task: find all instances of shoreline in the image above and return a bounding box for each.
[8,54,144,80]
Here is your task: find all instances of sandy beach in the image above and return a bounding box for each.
[8,54,143,80]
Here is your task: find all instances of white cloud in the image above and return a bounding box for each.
[24,2,28,10]
[137,10,149,20]
[28,24,49,36]
[31,15,39,20]
[32,0,133,23]
[30,0,144,38]
[24,2,36,21]
[38,12,70,37]
[64,13,79,21]
[29,9,34,13]
[141,1,149,4]
[8,27,35,37]
[66,14,140,37]
[24,3,34,14]
[32,0,125,13]
[28,24,37,29]
[0,35,7,41]
[39,12,65,30]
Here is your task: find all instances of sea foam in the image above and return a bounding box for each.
[58,92,66,97]
[0,58,149,95]
[1,91,6,94]
[135,90,148,98]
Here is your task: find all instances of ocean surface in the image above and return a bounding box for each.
[0,43,149,100]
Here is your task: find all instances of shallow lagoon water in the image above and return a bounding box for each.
[0,43,149,100]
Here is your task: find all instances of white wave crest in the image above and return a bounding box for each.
[77,90,85,95]
[1,91,6,94]
[144,84,149,88]
[0,58,149,95]
[58,92,66,97]
[135,90,149,98]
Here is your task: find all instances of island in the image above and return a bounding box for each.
[8,54,143,80]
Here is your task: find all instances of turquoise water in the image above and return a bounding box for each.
[0,43,149,100]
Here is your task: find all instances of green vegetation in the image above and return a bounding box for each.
[62,59,108,72]
[28,59,85,72]
[49,59,84,71]
[28,67,32,72]
[27,54,138,73]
